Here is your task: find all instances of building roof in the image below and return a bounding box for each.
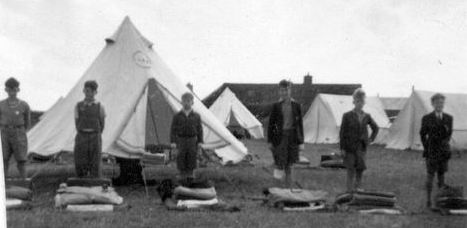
[203,75,361,119]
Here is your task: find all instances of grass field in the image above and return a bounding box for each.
[6,139,467,228]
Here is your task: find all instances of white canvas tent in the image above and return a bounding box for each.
[303,94,391,144]
[209,87,264,139]
[27,17,248,164]
[385,90,467,151]
[39,97,63,120]
[380,97,407,111]
[380,97,408,122]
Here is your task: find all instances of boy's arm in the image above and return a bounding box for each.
[74,104,79,130]
[170,114,178,144]
[339,113,348,151]
[368,114,379,142]
[419,116,429,149]
[297,103,304,145]
[447,116,453,140]
[267,104,276,144]
[99,104,106,132]
[24,102,31,130]
[197,114,203,144]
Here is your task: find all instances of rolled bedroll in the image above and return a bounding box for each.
[335,191,396,206]
[173,186,217,200]
[55,184,123,207]
[6,186,33,201]
[354,190,396,198]
[66,178,112,187]
[6,199,33,210]
[349,194,396,207]
[320,159,345,168]
[436,197,467,209]
[265,188,328,205]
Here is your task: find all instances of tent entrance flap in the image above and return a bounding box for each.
[116,85,149,155]
[116,78,177,155]
[145,78,176,147]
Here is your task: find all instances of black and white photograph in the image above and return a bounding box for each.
[1,0,467,227]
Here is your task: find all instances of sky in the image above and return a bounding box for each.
[1,0,467,110]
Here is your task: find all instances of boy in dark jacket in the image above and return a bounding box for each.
[268,80,304,188]
[339,89,378,192]
[74,80,106,178]
[419,93,453,208]
[170,93,203,181]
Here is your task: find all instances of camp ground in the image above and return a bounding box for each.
[303,94,391,145]
[3,3,467,227]
[26,17,247,165]
[385,90,467,151]
[208,87,264,139]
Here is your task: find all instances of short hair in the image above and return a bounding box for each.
[352,88,366,100]
[431,93,445,103]
[279,79,292,88]
[5,77,19,89]
[181,92,194,101]
[84,80,98,91]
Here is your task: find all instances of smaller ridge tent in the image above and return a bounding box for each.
[209,88,264,139]
[303,94,390,144]
[385,90,467,151]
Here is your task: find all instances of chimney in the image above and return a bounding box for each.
[303,73,312,86]
[186,83,194,92]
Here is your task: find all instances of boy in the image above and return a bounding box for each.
[339,89,378,192]
[74,80,106,178]
[0,77,30,179]
[268,80,305,188]
[419,93,453,208]
[170,92,203,181]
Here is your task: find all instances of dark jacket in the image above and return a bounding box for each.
[420,112,453,160]
[170,110,203,144]
[339,110,379,153]
[267,100,304,147]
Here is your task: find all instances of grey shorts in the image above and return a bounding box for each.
[176,137,198,173]
[343,142,366,171]
[426,158,448,174]
[1,128,28,162]
[273,130,299,169]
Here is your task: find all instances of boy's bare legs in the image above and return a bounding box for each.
[179,170,194,183]
[346,168,355,192]
[426,173,434,208]
[17,161,26,179]
[437,171,445,188]
[355,170,363,190]
[284,165,293,188]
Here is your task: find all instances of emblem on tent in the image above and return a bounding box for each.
[133,51,152,68]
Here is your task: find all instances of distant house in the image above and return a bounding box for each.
[380,97,408,122]
[203,74,361,120]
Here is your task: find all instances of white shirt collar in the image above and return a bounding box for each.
[83,99,97,105]
[436,111,443,119]
[183,109,193,116]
